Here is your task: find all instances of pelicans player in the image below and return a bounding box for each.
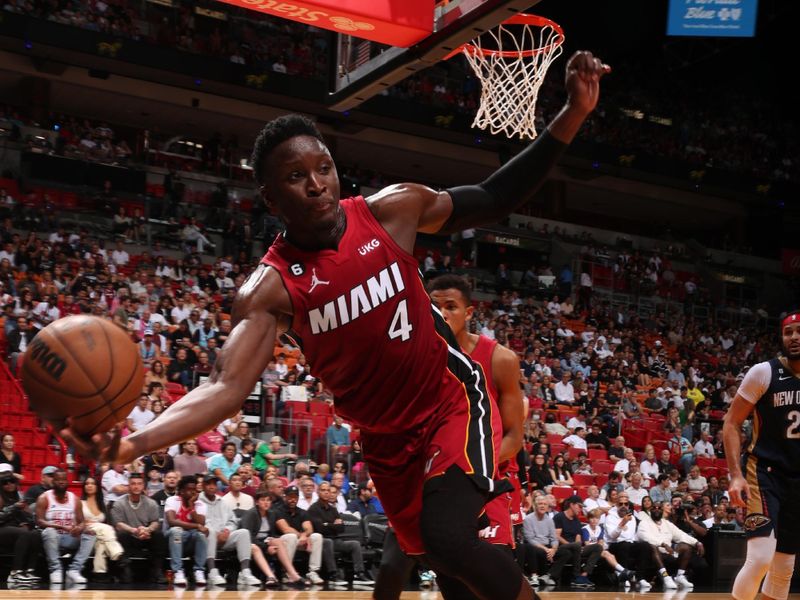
[724,311,800,600]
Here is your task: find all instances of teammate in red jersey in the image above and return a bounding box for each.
[371,274,529,599]
[62,51,609,600]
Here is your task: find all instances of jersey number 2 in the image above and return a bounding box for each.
[787,410,800,439]
[388,299,413,342]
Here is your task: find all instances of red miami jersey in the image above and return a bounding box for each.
[470,335,516,547]
[262,196,495,440]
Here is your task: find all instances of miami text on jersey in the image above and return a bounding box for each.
[308,261,405,334]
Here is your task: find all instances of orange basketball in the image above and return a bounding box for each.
[21,315,143,436]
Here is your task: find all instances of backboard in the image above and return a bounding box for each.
[328,0,542,111]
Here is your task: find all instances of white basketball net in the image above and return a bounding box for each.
[461,17,564,140]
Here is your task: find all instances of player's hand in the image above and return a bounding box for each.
[728,474,750,508]
[695,542,705,557]
[564,51,611,116]
[58,420,136,464]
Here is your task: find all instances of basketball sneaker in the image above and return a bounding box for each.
[207,568,226,586]
[237,569,261,586]
[194,569,206,585]
[65,570,86,584]
[306,570,324,585]
[420,570,436,589]
[173,570,187,586]
[49,569,63,585]
[638,579,652,591]
[662,575,678,589]
[675,574,694,589]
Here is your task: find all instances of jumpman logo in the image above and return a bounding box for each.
[308,268,330,293]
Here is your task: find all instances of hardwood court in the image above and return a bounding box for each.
[0,591,785,600]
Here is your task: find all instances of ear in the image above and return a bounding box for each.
[465,304,474,322]
[260,187,279,216]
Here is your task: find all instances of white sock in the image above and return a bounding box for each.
[659,568,668,576]
[677,569,685,576]
[615,565,625,573]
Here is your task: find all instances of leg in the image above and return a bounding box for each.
[250,544,277,579]
[333,539,366,573]
[93,539,109,574]
[674,542,693,571]
[224,529,252,566]
[420,466,530,600]
[205,528,218,570]
[268,536,301,580]
[71,532,97,572]
[307,532,323,573]
[280,533,298,564]
[550,546,573,582]
[762,553,795,600]
[40,528,63,572]
[580,543,603,576]
[168,526,184,572]
[373,528,417,600]
[321,537,338,576]
[186,530,207,572]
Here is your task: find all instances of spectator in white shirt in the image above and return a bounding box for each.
[111,241,130,266]
[546,296,561,316]
[625,473,649,506]
[566,410,588,432]
[583,486,611,516]
[563,427,588,451]
[127,394,155,432]
[693,431,714,458]
[102,463,129,504]
[614,448,636,475]
[554,372,575,405]
[636,501,702,589]
[640,445,660,481]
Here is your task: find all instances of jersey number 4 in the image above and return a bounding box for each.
[388,299,413,342]
[787,410,800,439]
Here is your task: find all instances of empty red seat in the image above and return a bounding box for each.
[588,449,608,461]
[573,473,594,486]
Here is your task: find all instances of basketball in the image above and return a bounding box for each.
[20,315,143,437]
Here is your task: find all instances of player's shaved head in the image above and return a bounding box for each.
[251,114,325,185]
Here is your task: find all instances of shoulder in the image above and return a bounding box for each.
[234,264,292,321]
[365,183,439,217]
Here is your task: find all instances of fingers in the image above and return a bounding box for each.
[568,51,612,79]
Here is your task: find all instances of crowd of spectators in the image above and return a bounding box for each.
[3,0,328,80]
[0,192,779,589]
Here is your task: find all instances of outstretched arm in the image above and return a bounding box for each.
[438,51,610,234]
[369,51,609,246]
[60,266,289,464]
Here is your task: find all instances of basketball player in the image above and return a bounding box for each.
[64,51,609,600]
[372,274,529,600]
[724,311,800,600]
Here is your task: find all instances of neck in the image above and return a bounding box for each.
[456,330,478,353]
[129,493,141,502]
[205,493,216,502]
[783,356,800,373]
[284,206,346,251]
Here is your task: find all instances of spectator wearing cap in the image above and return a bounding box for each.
[23,465,56,506]
[138,329,160,367]
[554,495,601,588]
[274,485,328,585]
[325,416,350,461]
[346,482,379,517]
[253,436,297,476]
[198,475,261,586]
[208,442,241,490]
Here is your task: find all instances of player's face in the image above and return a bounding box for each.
[782,322,800,360]
[430,289,473,337]
[261,135,341,232]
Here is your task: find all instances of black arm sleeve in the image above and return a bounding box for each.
[440,129,568,234]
